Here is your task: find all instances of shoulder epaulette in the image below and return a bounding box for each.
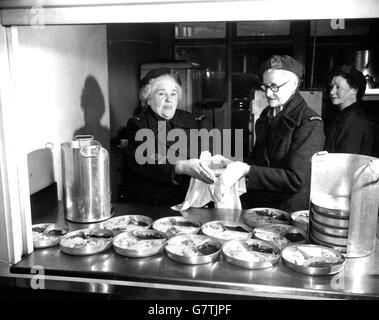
[308,115,322,121]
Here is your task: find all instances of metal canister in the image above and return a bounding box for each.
[61,135,112,223]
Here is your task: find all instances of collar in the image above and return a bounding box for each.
[278,91,307,126]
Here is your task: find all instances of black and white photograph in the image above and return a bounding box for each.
[0,0,379,310]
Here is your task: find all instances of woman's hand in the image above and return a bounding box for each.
[213,161,250,201]
[203,154,233,169]
[175,159,216,184]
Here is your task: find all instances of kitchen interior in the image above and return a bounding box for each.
[1,0,379,300]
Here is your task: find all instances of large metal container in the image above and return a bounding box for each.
[310,152,379,258]
[61,135,112,223]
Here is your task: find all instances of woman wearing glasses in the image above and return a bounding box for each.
[215,55,325,212]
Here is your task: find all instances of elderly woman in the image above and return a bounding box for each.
[215,55,325,212]
[122,67,218,206]
[324,64,373,155]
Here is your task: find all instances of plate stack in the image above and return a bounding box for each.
[309,194,350,254]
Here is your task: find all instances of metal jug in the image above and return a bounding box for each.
[61,135,112,223]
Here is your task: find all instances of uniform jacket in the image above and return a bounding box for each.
[245,92,325,212]
[324,102,373,156]
[122,107,198,206]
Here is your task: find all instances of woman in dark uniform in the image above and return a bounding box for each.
[324,64,373,155]
[215,55,325,212]
[122,67,217,206]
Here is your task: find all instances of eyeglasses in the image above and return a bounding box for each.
[260,80,290,93]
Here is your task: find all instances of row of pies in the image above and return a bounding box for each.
[31,208,344,275]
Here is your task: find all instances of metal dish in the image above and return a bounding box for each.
[290,210,309,232]
[253,224,307,249]
[311,209,349,229]
[60,228,113,256]
[311,194,350,219]
[152,216,201,238]
[112,229,167,258]
[281,244,345,276]
[165,234,222,265]
[32,223,69,249]
[310,228,348,246]
[310,217,349,237]
[309,234,347,254]
[243,207,290,228]
[222,238,281,270]
[103,215,152,234]
[201,220,253,243]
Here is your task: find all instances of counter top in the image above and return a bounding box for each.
[7,202,379,299]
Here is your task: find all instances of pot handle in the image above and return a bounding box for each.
[74,135,95,148]
[80,145,101,158]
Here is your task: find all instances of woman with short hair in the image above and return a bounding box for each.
[122,67,225,206]
[324,64,373,155]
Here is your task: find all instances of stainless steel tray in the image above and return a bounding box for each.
[201,220,253,243]
[152,216,201,238]
[281,244,345,276]
[243,207,290,228]
[222,238,281,270]
[103,215,152,234]
[311,209,350,229]
[165,234,222,265]
[311,194,350,219]
[60,228,113,256]
[112,229,167,258]
[253,224,307,249]
[32,223,69,249]
[309,234,347,254]
[310,217,349,237]
[290,210,309,232]
[311,228,348,246]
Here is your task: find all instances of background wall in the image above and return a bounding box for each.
[107,23,159,139]
[15,25,110,199]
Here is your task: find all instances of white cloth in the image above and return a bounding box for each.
[172,152,247,211]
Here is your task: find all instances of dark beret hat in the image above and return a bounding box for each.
[140,67,182,87]
[259,55,303,79]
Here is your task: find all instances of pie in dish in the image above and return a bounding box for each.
[113,231,166,251]
[253,224,306,248]
[103,215,152,232]
[152,217,200,236]
[201,221,252,241]
[60,230,112,249]
[223,239,279,263]
[244,207,289,227]
[282,245,344,268]
[166,236,221,257]
[32,224,68,244]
